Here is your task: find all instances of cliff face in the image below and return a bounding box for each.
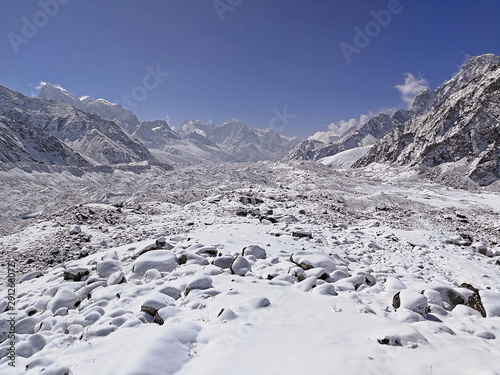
[0,85,155,167]
[354,54,500,186]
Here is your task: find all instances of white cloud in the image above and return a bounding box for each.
[395,73,429,108]
[308,111,388,144]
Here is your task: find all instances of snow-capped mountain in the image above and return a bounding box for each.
[354,54,500,186]
[0,114,90,167]
[281,139,326,161]
[0,85,157,167]
[284,110,412,162]
[136,120,235,165]
[38,85,299,163]
[178,119,300,162]
[38,83,141,134]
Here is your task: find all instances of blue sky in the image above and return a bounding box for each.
[1,0,500,139]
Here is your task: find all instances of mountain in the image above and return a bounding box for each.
[281,139,325,161]
[38,86,299,163]
[133,120,181,148]
[0,85,158,167]
[0,114,90,167]
[178,119,300,162]
[354,54,500,187]
[130,119,234,164]
[315,111,411,161]
[38,83,141,134]
[284,110,413,163]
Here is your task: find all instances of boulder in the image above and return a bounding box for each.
[133,250,178,276]
[242,245,267,259]
[290,251,336,273]
[393,289,429,317]
[47,288,80,312]
[230,256,251,276]
[96,259,122,279]
[185,275,213,296]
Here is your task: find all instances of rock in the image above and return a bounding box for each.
[139,306,164,325]
[292,230,312,239]
[155,237,173,249]
[289,266,306,282]
[479,290,500,317]
[335,275,366,291]
[291,251,336,273]
[16,316,41,335]
[185,275,213,295]
[239,196,264,205]
[102,250,120,260]
[64,267,90,281]
[19,271,43,283]
[236,208,248,217]
[194,246,218,257]
[142,292,175,311]
[69,225,81,235]
[242,245,267,259]
[133,250,178,276]
[217,308,238,321]
[246,297,271,308]
[459,283,486,317]
[329,270,350,282]
[180,253,210,266]
[296,276,317,292]
[393,289,429,317]
[157,285,181,300]
[356,271,376,286]
[313,283,338,296]
[108,271,126,285]
[47,288,80,312]
[423,289,443,306]
[144,269,162,281]
[213,255,234,269]
[376,326,428,348]
[230,256,251,276]
[429,284,466,309]
[96,259,122,279]
[16,333,46,358]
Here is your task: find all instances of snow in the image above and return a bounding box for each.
[1,162,500,375]
[318,146,372,168]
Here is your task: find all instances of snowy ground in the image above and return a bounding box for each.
[1,161,500,374]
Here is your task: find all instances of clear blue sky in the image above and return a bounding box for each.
[1,0,499,138]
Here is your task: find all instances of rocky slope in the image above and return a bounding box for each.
[0,115,90,167]
[1,162,500,375]
[38,83,141,134]
[0,85,157,167]
[38,85,300,163]
[354,54,500,187]
[283,110,413,162]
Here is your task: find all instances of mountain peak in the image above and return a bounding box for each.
[37,83,140,133]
